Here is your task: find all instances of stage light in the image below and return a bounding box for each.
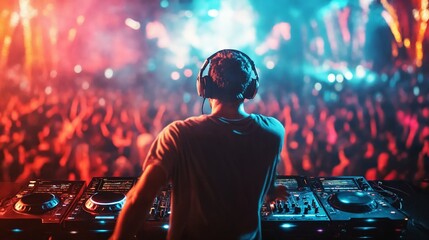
[10,12,20,27]
[171,0,256,58]
[74,65,82,74]
[404,38,410,48]
[336,74,344,83]
[171,71,180,81]
[327,73,336,83]
[343,71,353,80]
[265,60,275,69]
[45,86,52,95]
[314,82,322,91]
[366,73,376,83]
[76,15,85,25]
[98,98,106,107]
[176,60,185,69]
[208,9,219,18]
[413,86,420,96]
[125,18,141,30]
[146,21,169,48]
[104,68,114,79]
[160,0,169,8]
[355,65,366,79]
[184,69,193,78]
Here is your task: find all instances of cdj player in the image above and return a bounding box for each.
[62,177,138,239]
[62,176,171,240]
[0,180,85,240]
[309,176,408,239]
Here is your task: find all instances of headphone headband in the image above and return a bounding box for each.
[196,49,259,100]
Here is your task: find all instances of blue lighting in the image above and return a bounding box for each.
[11,228,23,233]
[162,224,169,230]
[344,71,353,80]
[355,65,366,78]
[354,226,377,230]
[160,0,169,8]
[95,216,115,220]
[366,73,377,83]
[207,9,219,18]
[280,223,296,229]
[95,229,110,233]
[327,73,336,83]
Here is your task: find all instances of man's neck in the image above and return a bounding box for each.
[209,99,249,119]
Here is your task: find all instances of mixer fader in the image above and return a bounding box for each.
[261,176,330,239]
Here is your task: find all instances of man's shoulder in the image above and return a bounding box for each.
[164,115,210,131]
[251,114,283,128]
[250,114,284,140]
[170,115,208,126]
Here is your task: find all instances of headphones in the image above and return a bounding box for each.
[196,49,259,100]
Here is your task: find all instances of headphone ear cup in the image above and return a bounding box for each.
[203,76,215,98]
[243,78,259,99]
[197,76,215,98]
[196,75,205,97]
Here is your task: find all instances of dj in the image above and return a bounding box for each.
[110,49,286,240]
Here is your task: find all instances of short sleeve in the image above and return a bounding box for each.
[142,122,180,178]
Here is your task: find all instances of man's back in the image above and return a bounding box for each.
[109,49,286,240]
[144,114,284,239]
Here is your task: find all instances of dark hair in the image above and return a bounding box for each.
[208,50,253,101]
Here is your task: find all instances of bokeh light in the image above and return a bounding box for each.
[171,71,180,81]
[104,68,114,79]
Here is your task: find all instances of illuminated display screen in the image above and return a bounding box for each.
[275,178,298,190]
[36,183,71,193]
[321,179,359,190]
[100,179,134,191]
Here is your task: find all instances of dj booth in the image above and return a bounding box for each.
[0,176,428,240]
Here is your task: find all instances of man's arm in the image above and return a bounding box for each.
[109,163,167,240]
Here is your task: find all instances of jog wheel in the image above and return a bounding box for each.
[14,193,60,214]
[328,192,377,213]
[84,192,126,214]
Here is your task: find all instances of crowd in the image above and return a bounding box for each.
[0,66,428,188]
